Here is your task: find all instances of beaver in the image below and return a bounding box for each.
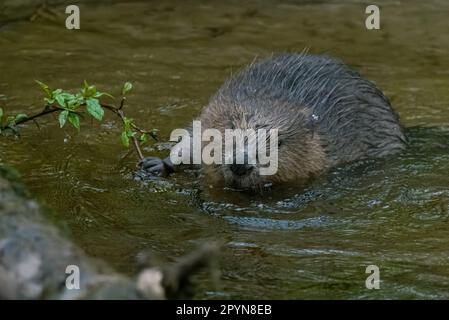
[139,53,407,191]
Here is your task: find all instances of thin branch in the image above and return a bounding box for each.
[1,100,155,162]
[132,136,144,160]
[15,105,60,125]
[119,97,125,110]
[100,103,146,161]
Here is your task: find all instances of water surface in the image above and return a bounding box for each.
[1,0,449,298]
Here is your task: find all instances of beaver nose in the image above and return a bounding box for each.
[230,164,254,176]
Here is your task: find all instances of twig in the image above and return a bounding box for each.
[99,104,144,160]
[15,105,60,125]
[161,243,219,299]
[101,103,157,140]
[132,136,144,160]
[1,101,155,162]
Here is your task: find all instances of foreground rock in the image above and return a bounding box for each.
[0,165,216,299]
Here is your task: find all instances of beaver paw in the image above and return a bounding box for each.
[139,157,174,176]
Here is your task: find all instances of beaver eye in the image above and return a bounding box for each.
[278,140,283,147]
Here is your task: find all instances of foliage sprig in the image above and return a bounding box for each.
[0,80,158,161]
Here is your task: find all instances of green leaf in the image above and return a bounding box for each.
[0,107,3,121]
[52,89,62,96]
[121,82,133,96]
[35,80,52,97]
[5,116,14,128]
[123,117,132,131]
[94,91,114,99]
[55,94,66,108]
[67,98,80,110]
[44,97,55,104]
[73,93,85,106]
[86,98,104,121]
[87,85,97,96]
[121,131,130,148]
[60,92,75,100]
[68,112,80,130]
[81,81,97,98]
[14,113,28,122]
[58,110,69,128]
[140,133,148,143]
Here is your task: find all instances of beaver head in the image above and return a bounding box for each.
[199,96,328,191]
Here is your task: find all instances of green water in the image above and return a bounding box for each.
[1,0,449,299]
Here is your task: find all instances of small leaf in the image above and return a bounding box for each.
[94,91,114,99]
[0,107,3,121]
[86,98,104,121]
[58,110,69,128]
[87,85,96,96]
[82,83,97,98]
[121,82,133,96]
[67,98,80,110]
[60,92,75,100]
[52,89,62,96]
[55,94,66,108]
[14,113,28,122]
[74,93,85,106]
[140,133,148,143]
[121,131,130,148]
[68,112,80,130]
[35,80,52,97]
[123,117,132,131]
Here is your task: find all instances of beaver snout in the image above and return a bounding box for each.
[230,164,255,176]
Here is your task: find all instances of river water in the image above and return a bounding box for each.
[1,0,449,298]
